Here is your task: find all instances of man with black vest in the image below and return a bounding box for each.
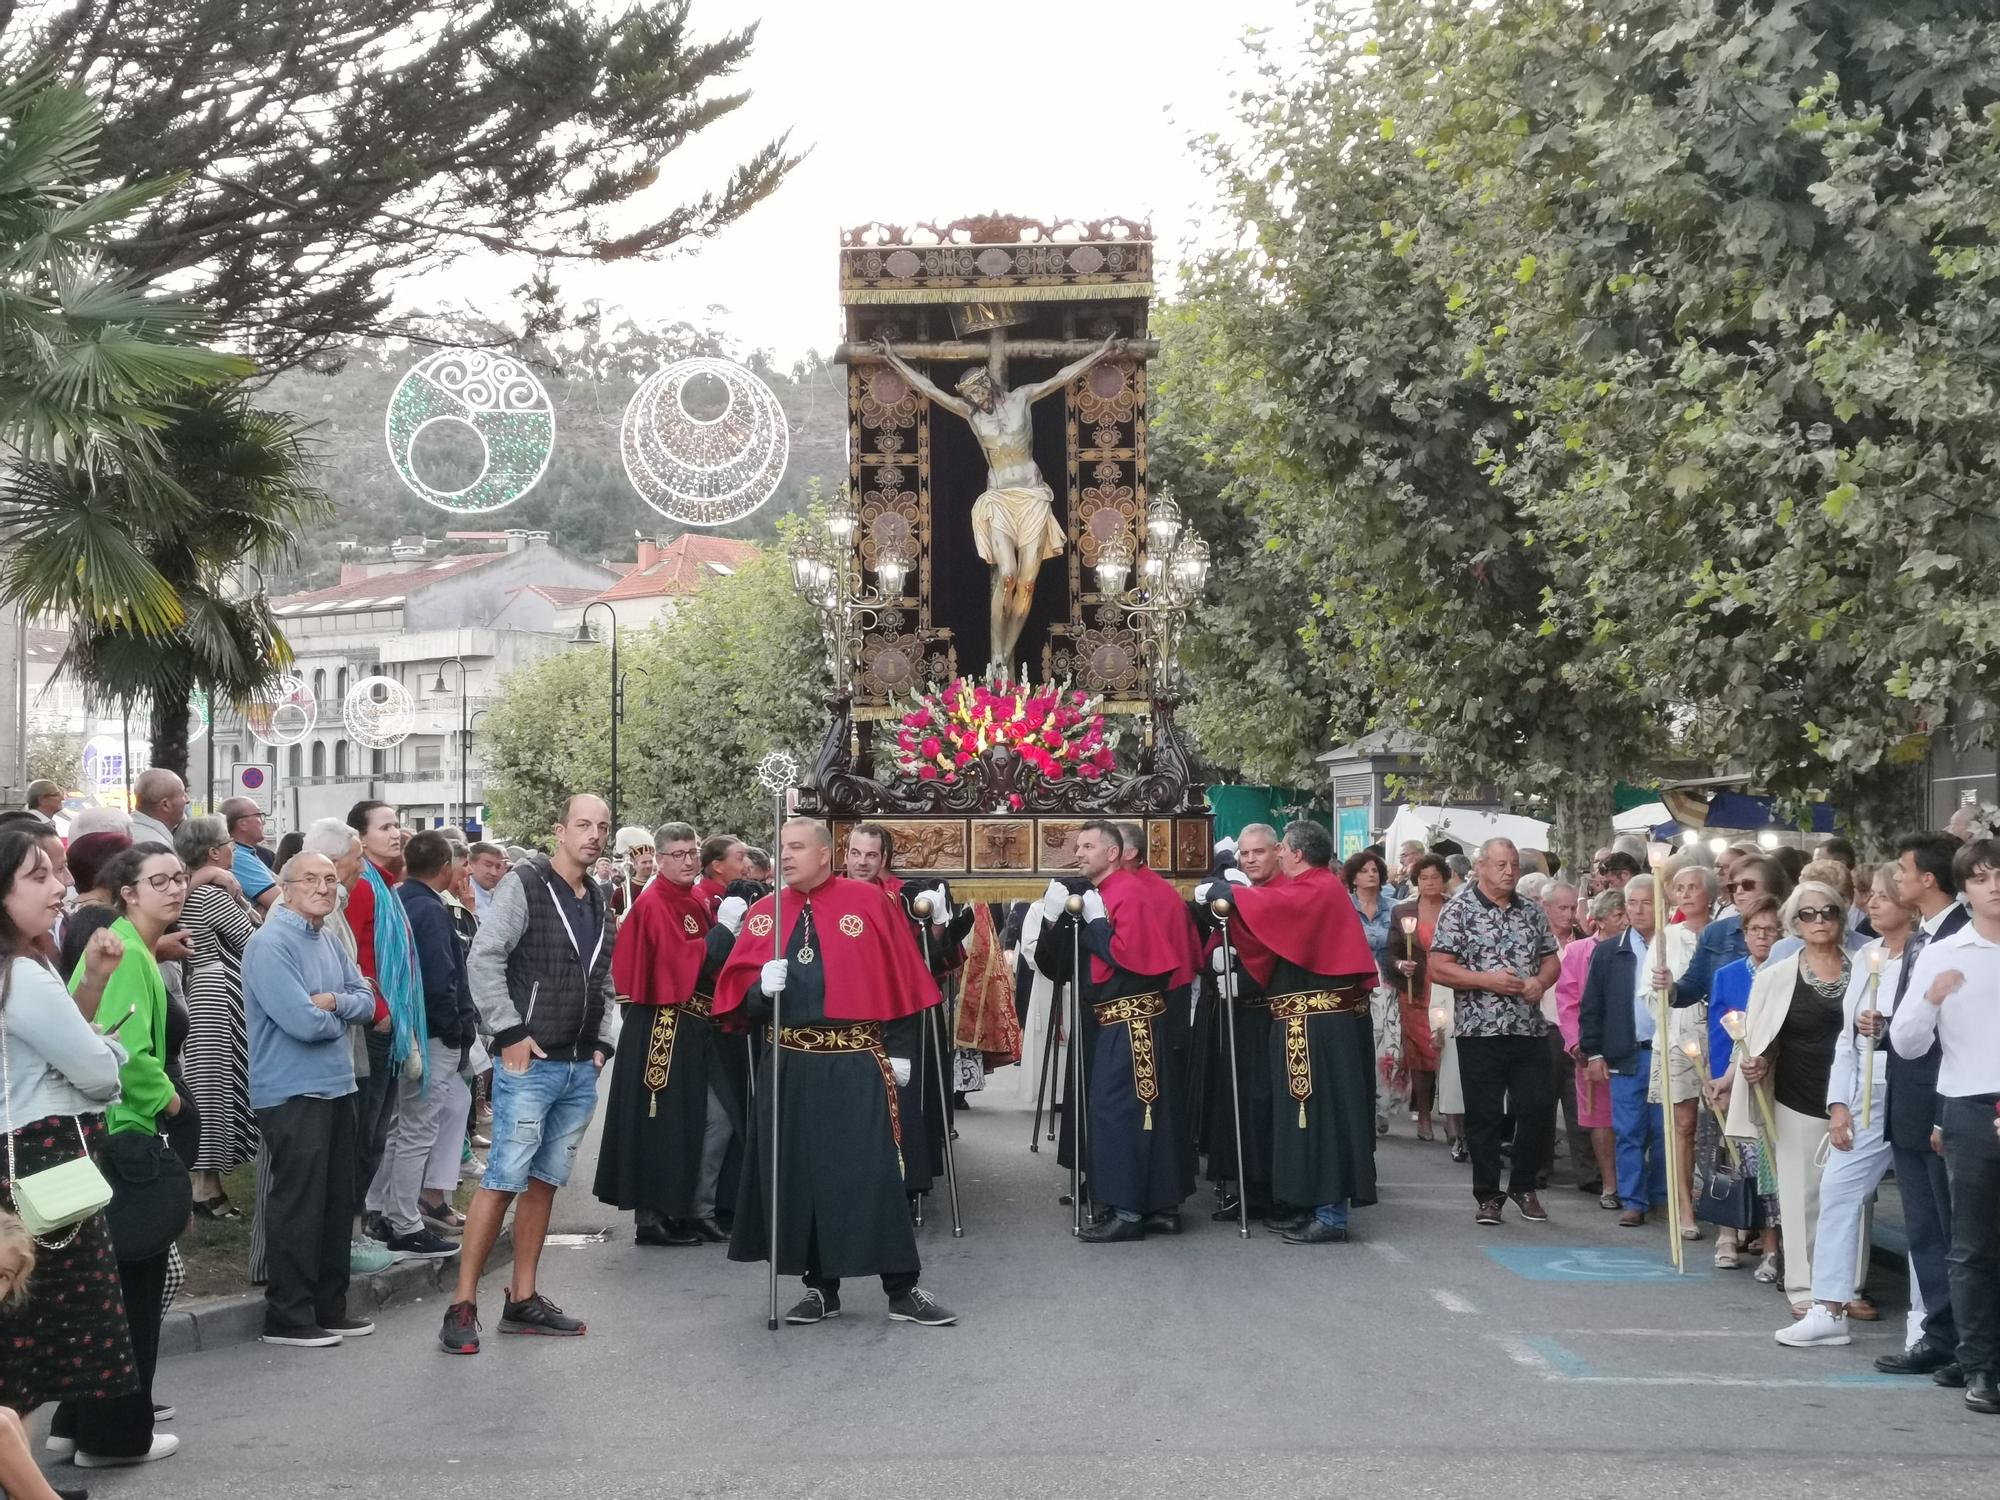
[1874,832,1969,1380]
[440,794,620,1355]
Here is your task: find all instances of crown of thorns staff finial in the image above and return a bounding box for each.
[755,751,800,796]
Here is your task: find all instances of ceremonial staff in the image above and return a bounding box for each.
[1648,846,1684,1274]
[913,892,965,1237]
[1860,947,1883,1130]
[1030,970,1061,1151]
[753,751,798,1331]
[1066,892,1091,1235]
[1211,897,1252,1240]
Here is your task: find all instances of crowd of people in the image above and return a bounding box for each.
[0,774,1995,1500]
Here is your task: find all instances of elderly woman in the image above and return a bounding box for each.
[51,844,189,1467]
[1387,854,1452,1143]
[1674,864,1718,938]
[1774,866,1916,1347]
[1345,849,1396,1136]
[1557,888,1623,1207]
[1704,895,1784,1271]
[1723,879,1853,1316]
[174,815,261,1218]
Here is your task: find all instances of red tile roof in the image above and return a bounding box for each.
[507,584,600,607]
[271,553,506,613]
[594,535,759,603]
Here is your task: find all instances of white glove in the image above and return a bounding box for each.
[1080,889,1107,924]
[926,893,953,926]
[1194,880,1218,904]
[1041,878,1068,920]
[1224,868,1251,887]
[760,958,789,994]
[716,895,748,933]
[890,1057,912,1087]
[1209,947,1233,976]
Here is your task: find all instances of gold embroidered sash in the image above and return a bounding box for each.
[776,1023,903,1163]
[641,992,716,1117]
[1092,992,1166,1131]
[1268,988,1368,1128]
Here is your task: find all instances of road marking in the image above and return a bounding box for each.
[1488,1335,1929,1390]
[1485,1245,1706,1282]
[1367,1241,1413,1264]
[1430,1289,1478,1315]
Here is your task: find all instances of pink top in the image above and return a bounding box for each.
[1554,935,1602,1051]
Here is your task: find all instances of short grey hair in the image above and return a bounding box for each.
[301,817,360,861]
[1280,819,1334,868]
[1624,873,1655,905]
[68,806,131,838]
[1588,888,1625,922]
[1673,864,1719,907]
[1782,879,1848,936]
[1544,879,1579,902]
[1516,872,1550,902]
[1478,837,1518,861]
[173,813,229,868]
[1239,823,1279,843]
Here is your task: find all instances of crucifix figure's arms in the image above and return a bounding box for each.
[1022,333,1124,404]
[872,337,971,418]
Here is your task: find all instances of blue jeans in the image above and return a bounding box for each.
[484,1057,601,1194]
[1611,1066,1666,1211]
[1313,1204,1349,1228]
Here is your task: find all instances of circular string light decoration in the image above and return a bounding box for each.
[245,675,317,748]
[343,675,416,750]
[385,349,555,513]
[621,357,789,527]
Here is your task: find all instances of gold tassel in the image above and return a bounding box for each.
[1143,1103,1153,1131]
[1299,1101,1308,1129]
[648,1092,657,1119]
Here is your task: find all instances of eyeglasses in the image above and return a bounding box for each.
[142,871,189,892]
[285,875,339,891]
[1795,905,1843,924]
[1728,880,1763,893]
[661,850,699,862]
[1745,925,1782,939]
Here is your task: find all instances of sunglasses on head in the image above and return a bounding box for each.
[1795,905,1843,924]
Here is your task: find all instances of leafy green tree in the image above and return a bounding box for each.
[482,548,825,836]
[24,728,83,792]
[6,0,801,370]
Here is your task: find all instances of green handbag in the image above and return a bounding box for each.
[3,1013,114,1248]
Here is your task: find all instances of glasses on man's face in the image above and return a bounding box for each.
[143,871,189,892]
[285,875,339,891]
[1795,905,1843,925]
[1745,925,1782,940]
[662,849,699,862]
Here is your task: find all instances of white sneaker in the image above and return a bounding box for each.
[76,1431,180,1467]
[1775,1305,1851,1348]
[44,1434,76,1459]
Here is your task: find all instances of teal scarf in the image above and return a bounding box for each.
[363,861,426,1084]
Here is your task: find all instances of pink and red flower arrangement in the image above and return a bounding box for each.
[894,675,1114,806]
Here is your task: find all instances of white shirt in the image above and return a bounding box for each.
[1827,938,1904,1111]
[1627,929,1656,1045]
[1891,922,2000,1098]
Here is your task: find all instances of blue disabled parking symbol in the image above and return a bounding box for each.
[1485,1246,1705,1282]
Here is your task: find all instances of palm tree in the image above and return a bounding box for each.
[0,64,324,778]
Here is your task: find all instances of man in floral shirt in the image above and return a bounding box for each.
[1428,838,1561,1227]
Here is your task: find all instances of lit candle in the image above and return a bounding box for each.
[1400,914,1419,1010]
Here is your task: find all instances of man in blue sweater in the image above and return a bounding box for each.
[243,852,381,1348]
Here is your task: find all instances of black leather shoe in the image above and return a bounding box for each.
[1876,1344,1954,1376]
[1933,1362,1967,1388]
[1211,1190,1241,1220]
[1263,1213,1309,1234]
[1078,1215,1146,1244]
[1966,1373,2000,1414]
[1210,1203,1246,1222]
[1282,1220,1348,1245]
[635,1222,700,1247]
[689,1217,729,1244]
[1140,1212,1182,1235]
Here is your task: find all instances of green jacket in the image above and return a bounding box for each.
[69,916,173,1136]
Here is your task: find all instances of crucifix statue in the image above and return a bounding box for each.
[873,330,1123,673]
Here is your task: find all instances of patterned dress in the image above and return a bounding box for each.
[181,881,260,1174]
[0,1114,140,1410]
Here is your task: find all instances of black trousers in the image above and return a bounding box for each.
[801,1223,917,1303]
[1890,1140,1958,1355]
[53,1248,169,1458]
[355,1028,397,1216]
[1941,1094,2000,1377]
[1543,1029,1586,1180]
[1458,1034,1553,1203]
[260,1093,359,1333]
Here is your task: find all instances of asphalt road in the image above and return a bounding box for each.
[47,1075,2000,1498]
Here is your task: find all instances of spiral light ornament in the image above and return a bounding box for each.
[621,357,790,527]
[343,675,416,750]
[245,675,317,748]
[385,349,555,513]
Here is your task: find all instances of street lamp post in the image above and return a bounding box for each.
[427,656,471,833]
[571,602,620,826]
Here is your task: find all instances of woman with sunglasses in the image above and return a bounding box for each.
[48,844,189,1469]
[1721,880,1852,1318]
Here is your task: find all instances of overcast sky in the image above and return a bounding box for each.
[407,0,1312,362]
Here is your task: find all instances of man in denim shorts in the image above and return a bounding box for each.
[440,794,620,1354]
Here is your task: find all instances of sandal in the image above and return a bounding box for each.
[1714,1247,1741,1269]
[1754,1254,1779,1284]
[1680,1222,1703,1242]
[193,1196,241,1221]
[1416,1122,1435,1142]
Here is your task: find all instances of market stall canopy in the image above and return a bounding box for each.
[1612,801,1675,835]
[1385,804,1553,856]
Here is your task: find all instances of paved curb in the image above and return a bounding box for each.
[160,1225,513,1357]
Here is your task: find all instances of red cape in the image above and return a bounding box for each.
[692,876,729,919]
[1202,869,1289,959]
[1092,866,1200,990]
[1226,863,1378,988]
[714,874,939,1024]
[612,876,711,1007]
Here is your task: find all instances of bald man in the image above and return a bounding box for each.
[130,768,188,846]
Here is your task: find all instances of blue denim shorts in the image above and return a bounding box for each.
[484,1057,602,1193]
